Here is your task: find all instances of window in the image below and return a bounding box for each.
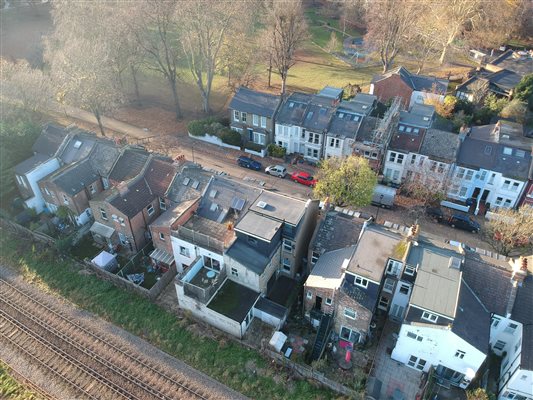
[179,246,190,257]
[306,290,312,300]
[399,283,410,295]
[407,332,423,341]
[503,147,513,155]
[514,339,521,353]
[437,163,445,174]
[241,112,247,123]
[354,275,368,288]
[118,233,128,245]
[430,161,437,172]
[404,265,416,276]
[329,138,340,148]
[311,251,320,264]
[491,316,501,328]
[100,208,108,221]
[159,197,166,211]
[247,236,257,245]
[307,148,319,158]
[383,278,395,293]
[456,168,466,179]
[488,173,496,185]
[386,259,402,276]
[504,322,518,334]
[459,187,468,197]
[233,110,239,121]
[252,114,259,126]
[399,125,405,132]
[44,187,51,196]
[515,149,525,158]
[89,183,97,194]
[147,204,155,216]
[495,197,504,206]
[282,258,291,271]
[421,311,438,323]
[455,350,465,359]
[344,307,357,319]
[378,296,389,310]
[325,298,332,305]
[503,180,511,190]
[479,170,487,181]
[340,326,360,343]
[407,355,427,370]
[388,152,404,164]
[62,194,70,205]
[410,154,416,165]
[504,199,512,208]
[231,267,238,277]
[253,132,266,145]
[260,116,266,128]
[465,170,474,180]
[283,239,294,252]
[511,182,520,192]
[159,232,165,241]
[494,340,506,351]
[406,127,412,133]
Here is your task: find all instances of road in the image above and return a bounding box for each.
[55,105,497,255]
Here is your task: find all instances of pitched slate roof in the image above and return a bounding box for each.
[372,66,448,94]
[50,159,99,195]
[512,274,533,369]
[399,104,435,128]
[59,133,97,164]
[166,163,212,204]
[32,124,68,157]
[144,158,178,197]
[301,96,336,132]
[338,93,377,116]
[355,116,380,143]
[340,279,376,311]
[14,153,50,175]
[228,87,280,118]
[306,246,356,289]
[109,177,155,218]
[312,211,363,255]
[327,109,364,139]
[389,129,426,153]
[490,49,533,77]
[419,129,461,163]
[276,92,313,126]
[451,281,490,353]
[88,140,121,177]
[108,147,150,182]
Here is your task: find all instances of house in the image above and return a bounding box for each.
[324,93,377,159]
[229,87,281,148]
[449,121,532,211]
[274,90,337,161]
[304,221,403,345]
[370,66,448,108]
[391,240,490,389]
[173,175,319,338]
[14,124,69,213]
[456,50,532,101]
[38,159,102,225]
[89,156,178,253]
[107,146,151,186]
[165,162,212,207]
[382,104,435,184]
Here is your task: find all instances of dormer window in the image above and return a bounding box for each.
[421,311,438,323]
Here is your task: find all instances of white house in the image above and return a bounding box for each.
[450,122,532,212]
[391,242,490,389]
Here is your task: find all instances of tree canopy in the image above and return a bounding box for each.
[314,156,377,207]
[483,206,533,256]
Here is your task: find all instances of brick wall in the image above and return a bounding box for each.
[304,286,336,316]
[372,75,412,108]
[333,290,372,342]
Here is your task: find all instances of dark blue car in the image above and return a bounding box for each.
[448,214,480,233]
[237,156,262,171]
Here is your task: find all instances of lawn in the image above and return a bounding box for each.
[69,236,101,261]
[0,361,39,400]
[0,235,343,399]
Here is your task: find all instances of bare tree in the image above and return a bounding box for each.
[264,0,308,95]
[325,31,340,54]
[177,0,249,114]
[364,0,418,73]
[219,33,261,91]
[482,207,533,256]
[470,79,489,106]
[0,59,52,114]
[133,0,183,119]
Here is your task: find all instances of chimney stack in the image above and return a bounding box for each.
[511,256,529,285]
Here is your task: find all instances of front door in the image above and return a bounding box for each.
[248,128,254,141]
[315,295,322,310]
[481,189,490,201]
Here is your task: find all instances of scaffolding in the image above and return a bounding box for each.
[369,96,402,171]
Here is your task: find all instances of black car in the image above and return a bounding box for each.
[426,207,444,222]
[237,156,262,171]
[448,214,481,233]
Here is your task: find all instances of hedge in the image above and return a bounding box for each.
[267,144,286,158]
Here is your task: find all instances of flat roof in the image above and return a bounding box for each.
[150,199,197,228]
[207,279,259,323]
[248,191,307,226]
[346,225,402,282]
[181,215,234,244]
[234,212,282,242]
[408,244,462,318]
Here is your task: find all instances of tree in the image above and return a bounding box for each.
[46,1,125,136]
[469,79,489,106]
[484,93,509,115]
[314,156,377,207]
[500,100,528,124]
[483,207,533,256]
[514,74,533,111]
[466,388,491,400]
[325,31,339,54]
[0,59,53,114]
[264,0,308,95]
[178,0,250,114]
[425,95,457,119]
[133,0,183,119]
[400,172,450,208]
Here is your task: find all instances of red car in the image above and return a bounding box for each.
[291,171,317,187]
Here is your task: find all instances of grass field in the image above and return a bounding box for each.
[0,361,39,400]
[0,235,343,400]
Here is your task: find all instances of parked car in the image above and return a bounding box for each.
[290,171,317,187]
[237,156,262,171]
[265,165,287,178]
[426,207,445,222]
[371,185,396,208]
[448,214,480,233]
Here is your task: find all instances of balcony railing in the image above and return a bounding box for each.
[182,267,226,304]
[173,226,226,253]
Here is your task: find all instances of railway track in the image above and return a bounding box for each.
[0,277,210,400]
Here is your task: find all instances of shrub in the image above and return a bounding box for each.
[187,117,222,136]
[473,107,495,125]
[187,120,207,136]
[500,100,528,124]
[267,144,286,158]
[219,128,241,146]
[55,233,74,253]
[244,142,264,152]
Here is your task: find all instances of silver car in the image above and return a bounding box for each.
[265,165,287,178]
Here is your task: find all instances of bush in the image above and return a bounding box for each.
[187,120,207,136]
[55,234,74,253]
[484,93,508,114]
[514,73,533,111]
[473,107,495,125]
[187,117,222,136]
[244,142,264,152]
[267,144,286,158]
[219,128,241,146]
[500,100,528,123]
